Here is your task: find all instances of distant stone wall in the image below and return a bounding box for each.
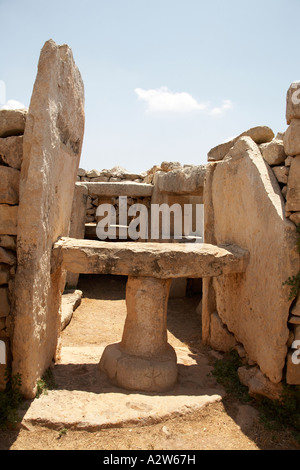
[0,109,27,390]
[78,162,205,226]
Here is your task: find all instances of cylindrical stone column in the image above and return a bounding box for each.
[99,276,178,392]
[121,276,170,356]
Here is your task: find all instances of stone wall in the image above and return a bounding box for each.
[78,161,205,226]
[0,108,27,390]
[203,82,300,394]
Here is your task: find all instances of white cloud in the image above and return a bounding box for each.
[135,87,233,117]
[135,86,209,113]
[1,99,26,110]
[209,99,233,116]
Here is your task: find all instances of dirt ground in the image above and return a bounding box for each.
[0,274,299,451]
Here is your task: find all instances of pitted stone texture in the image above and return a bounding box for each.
[100,276,178,392]
[286,81,300,124]
[204,137,299,384]
[52,238,249,279]
[0,135,23,170]
[65,183,88,288]
[99,342,178,392]
[259,139,286,166]
[286,155,300,211]
[0,205,18,235]
[12,39,85,398]
[155,165,206,195]
[0,166,20,204]
[208,126,274,162]
[0,109,27,138]
[121,277,171,356]
[284,120,300,156]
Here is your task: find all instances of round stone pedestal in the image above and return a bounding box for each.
[99,342,178,392]
[99,275,178,392]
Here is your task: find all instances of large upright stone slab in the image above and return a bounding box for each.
[203,137,299,384]
[65,183,88,288]
[12,40,85,398]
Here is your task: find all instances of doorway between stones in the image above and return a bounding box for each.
[57,273,203,389]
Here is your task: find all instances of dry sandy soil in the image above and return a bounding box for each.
[0,274,299,451]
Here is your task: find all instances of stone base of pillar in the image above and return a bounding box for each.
[99,342,178,392]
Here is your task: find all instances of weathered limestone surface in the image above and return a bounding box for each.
[99,276,178,392]
[238,366,283,400]
[52,238,249,279]
[79,181,153,197]
[65,183,88,288]
[0,109,27,138]
[286,350,300,385]
[0,135,23,169]
[0,247,16,265]
[260,139,286,166]
[204,137,299,384]
[209,311,237,353]
[0,166,20,204]
[12,39,85,398]
[61,289,83,331]
[155,165,206,195]
[0,287,10,318]
[286,81,300,125]
[0,235,16,251]
[0,265,10,285]
[286,155,300,211]
[0,205,18,235]
[283,119,300,156]
[207,126,274,162]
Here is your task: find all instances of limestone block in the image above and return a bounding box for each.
[286,155,300,211]
[0,235,16,251]
[0,247,16,265]
[209,311,237,353]
[61,289,82,330]
[204,136,299,383]
[160,161,182,172]
[65,183,88,289]
[286,81,300,125]
[77,168,86,177]
[283,120,300,156]
[12,39,85,398]
[286,350,300,385]
[0,109,27,138]
[291,295,300,317]
[52,238,249,279]
[0,265,9,285]
[0,205,18,235]
[80,181,153,198]
[259,139,286,166]
[0,135,23,170]
[294,325,300,340]
[0,287,10,318]
[272,165,289,184]
[208,126,274,162]
[285,156,294,167]
[156,165,206,195]
[0,166,20,204]
[238,366,283,400]
[86,169,100,178]
[289,212,300,226]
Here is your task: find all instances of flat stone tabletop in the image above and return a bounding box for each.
[52,237,249,279]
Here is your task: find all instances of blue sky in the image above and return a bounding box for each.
[1,0,299,173]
